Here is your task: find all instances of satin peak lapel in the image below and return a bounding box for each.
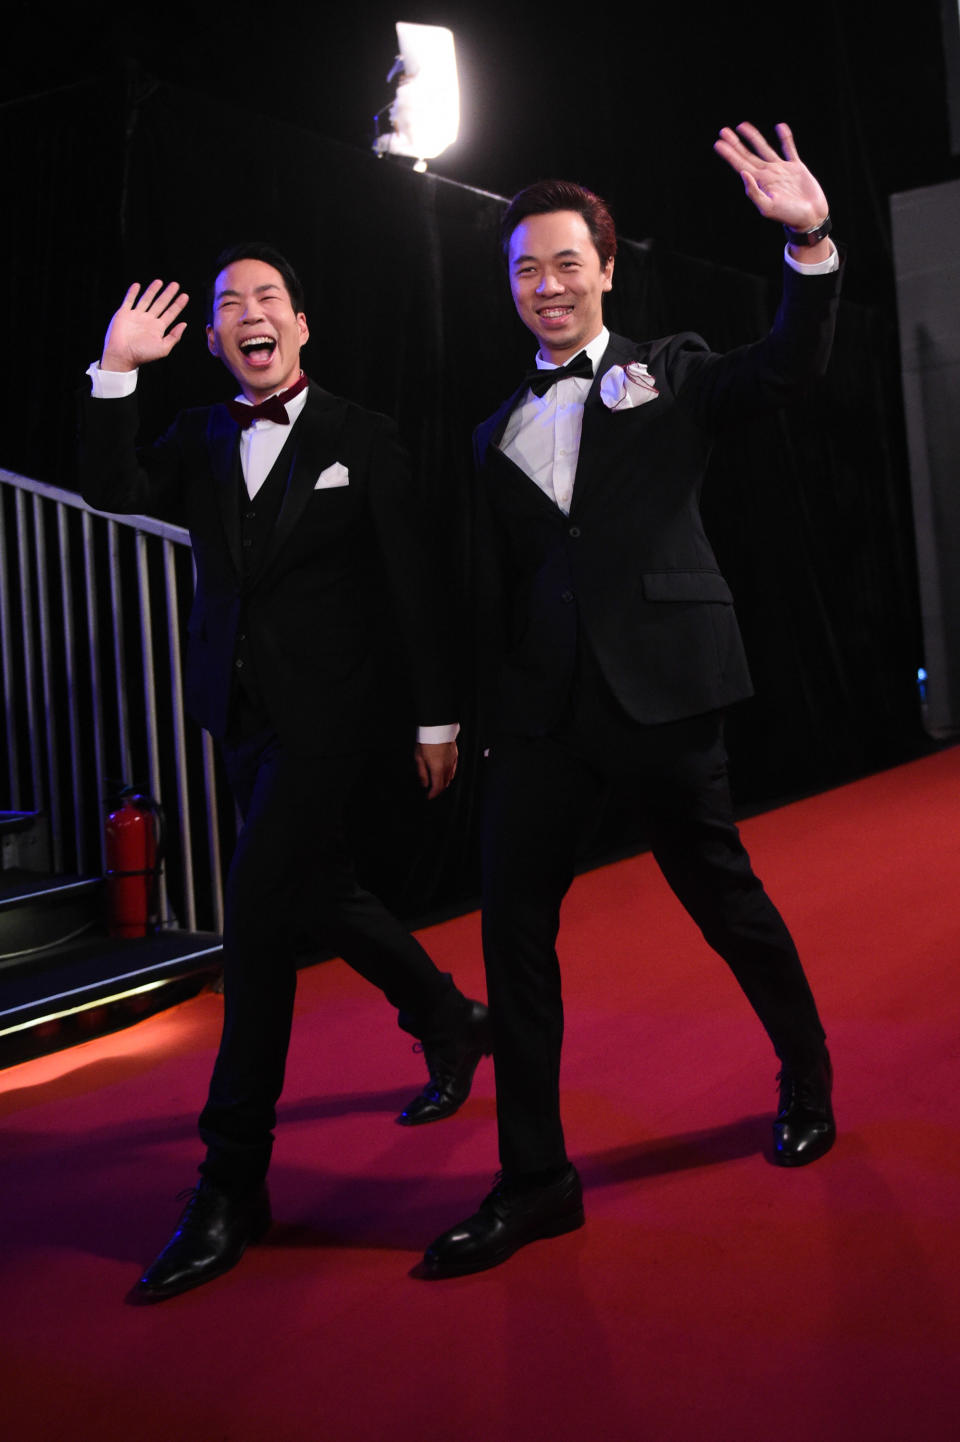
[476,385,527,462]
[478,385,564,519]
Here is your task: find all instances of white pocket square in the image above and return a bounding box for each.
[600,362,659,412]
[314,462,350,489]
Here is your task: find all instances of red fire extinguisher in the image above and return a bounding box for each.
[104,788,165,938]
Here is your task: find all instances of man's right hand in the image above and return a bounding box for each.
[100,279,189,373]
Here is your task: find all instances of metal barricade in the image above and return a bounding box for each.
[0,467,229,933]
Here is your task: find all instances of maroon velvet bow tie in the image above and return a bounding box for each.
[226,372,309,429]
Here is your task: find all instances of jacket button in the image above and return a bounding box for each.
[560,589,574,604]
[234,657,245,669]
[568,526,581,538]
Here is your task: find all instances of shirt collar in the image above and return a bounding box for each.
[534,326,609,372]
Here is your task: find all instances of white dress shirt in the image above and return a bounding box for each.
[499,327,611,515]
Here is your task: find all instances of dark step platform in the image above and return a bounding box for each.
[0,928,223,1069]
[0,810,38,834]
[0,810,51,875]
[0,872,103,958]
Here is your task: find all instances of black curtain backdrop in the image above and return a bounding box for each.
[3,73,926,916]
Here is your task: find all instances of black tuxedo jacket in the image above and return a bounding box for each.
[79,382,453,755]
[473,260,843,736]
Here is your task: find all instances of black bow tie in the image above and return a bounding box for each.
[226,373,309,429]
[523,350,594,398]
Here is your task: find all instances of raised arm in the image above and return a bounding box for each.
[100,279,189,373]
[713,122,832,265]
[81,280,192,521]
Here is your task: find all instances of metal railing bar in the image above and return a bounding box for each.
[201,731,224,934]
[163,538,196,931]
[32,496,63,871]
[135,532,169,926]
[15,489,43,813]
[0,495,19,808]
[82,509,108,874]
[57,504,85,872]
[107,520,134,787]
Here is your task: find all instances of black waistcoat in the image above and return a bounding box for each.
[231,433,297,719]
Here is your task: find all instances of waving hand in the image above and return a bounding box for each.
[100,279,189,373]
[714,122,829,234]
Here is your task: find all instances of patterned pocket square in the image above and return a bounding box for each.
[314,462,350,489]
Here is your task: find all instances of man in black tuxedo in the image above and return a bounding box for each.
[80,243,490,1300]
[423,123,840,1277]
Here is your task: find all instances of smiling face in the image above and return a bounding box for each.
[507,210,614,365]
[205,258,309,400]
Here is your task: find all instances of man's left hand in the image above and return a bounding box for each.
[415,740,458,799]
[714,122,829,237]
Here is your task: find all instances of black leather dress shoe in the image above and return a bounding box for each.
[773,1047,836,1167]
[133,1179,271,1301]
[396,999,492,1126]
[422,1165,584,1277]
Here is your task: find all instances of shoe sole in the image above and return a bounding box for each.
[421,1205,586,1279]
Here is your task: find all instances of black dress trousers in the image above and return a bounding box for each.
[198,720,457,1191]
[481,646,827,1178]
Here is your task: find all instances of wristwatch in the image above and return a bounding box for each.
[783,215,832,247]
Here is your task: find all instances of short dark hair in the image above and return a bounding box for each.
[205,242,305,324]
[500,180,618,268]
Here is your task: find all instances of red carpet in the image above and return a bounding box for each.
[3,749,959,1441]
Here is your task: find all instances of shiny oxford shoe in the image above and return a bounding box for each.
[133,1179,271,1301]
[773,1047,836,1167]
[396,999,492,1126]
[422,1164,585,1277]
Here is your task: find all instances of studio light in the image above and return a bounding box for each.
[373,22,459,173]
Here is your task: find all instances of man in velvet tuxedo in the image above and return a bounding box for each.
[80,243,490,1300]
[423,123,840,1277]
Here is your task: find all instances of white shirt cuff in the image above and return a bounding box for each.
[783,240,839,276]
[87,361,139,398]
[417,723,460,744]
